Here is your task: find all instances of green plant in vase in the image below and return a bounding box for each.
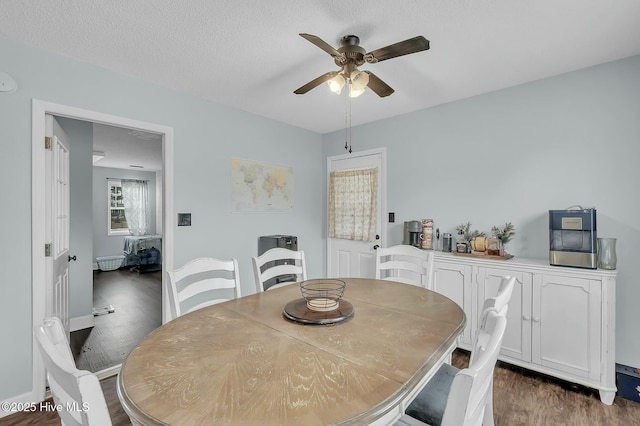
[456,222,486,241]
[491,222,515,255]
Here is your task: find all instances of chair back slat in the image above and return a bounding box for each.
[258,264,305,283]
[177,277,239,301]
[252,248,307,292]
[172,257,237,281]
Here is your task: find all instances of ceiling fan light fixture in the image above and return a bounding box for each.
[350,70,369,91]
[327,74,345,94]
[348,84,366,98]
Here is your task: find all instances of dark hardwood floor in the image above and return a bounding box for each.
[70,268,162,373]
[3,349,639,425]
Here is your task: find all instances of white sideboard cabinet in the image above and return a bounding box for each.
[432,252,617,404]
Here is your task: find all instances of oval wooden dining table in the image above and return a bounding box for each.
[117,278,466,426]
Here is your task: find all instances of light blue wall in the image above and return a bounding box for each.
[323,55,640,368]
[92,167,158,261]
[0,38,323,401]
[57,117,94,322]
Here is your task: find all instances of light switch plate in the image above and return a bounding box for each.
[178,213,192,226]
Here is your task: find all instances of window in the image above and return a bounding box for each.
[108,180,129,235]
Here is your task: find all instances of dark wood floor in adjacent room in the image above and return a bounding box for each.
[70,268,162,373]
[3,349,639,425]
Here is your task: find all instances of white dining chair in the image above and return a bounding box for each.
[464,274,515,424]
[166,257,242,319]
[399,309,508,426]
[474,275,515,356]
[252,247,307,292]
[33,317,112,426]
[375,244,434,288]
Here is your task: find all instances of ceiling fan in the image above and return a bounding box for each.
[294,33,430,98]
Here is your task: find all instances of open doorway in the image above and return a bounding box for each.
[62,121,164,374]
[31,99,174,401]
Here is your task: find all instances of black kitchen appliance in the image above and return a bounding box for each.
[549,207,597,269]
[403,221,422,247]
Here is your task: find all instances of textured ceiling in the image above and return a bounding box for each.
[2,0,640,134]
[92,124,163,171]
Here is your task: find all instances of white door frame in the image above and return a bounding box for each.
[326,147,387,277]
[31,99,174,402]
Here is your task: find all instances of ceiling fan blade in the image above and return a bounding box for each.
[299,33,341,58]
[364,71,394,97]
[366,36,430,62]
[294,71,339,95]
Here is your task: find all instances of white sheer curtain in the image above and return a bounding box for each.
[328,168,378,241]
[122,179,150,236]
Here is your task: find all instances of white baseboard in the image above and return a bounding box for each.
[0,391,36,418]
[96,364,121,380]
[70,314,95,332]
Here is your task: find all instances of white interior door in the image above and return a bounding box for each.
[327,148,386,278]
[45,114,71,334]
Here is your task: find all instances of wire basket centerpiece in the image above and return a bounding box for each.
[300,279,346,312]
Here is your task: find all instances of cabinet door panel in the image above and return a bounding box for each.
[477,267,532,362]
[433,261,472,346]
[533,274,601,380]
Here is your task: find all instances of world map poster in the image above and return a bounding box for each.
[230,158,294,212]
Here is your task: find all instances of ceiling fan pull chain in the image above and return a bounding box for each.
[348,87,353,153]
[344,86,349,150]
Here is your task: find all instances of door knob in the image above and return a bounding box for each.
[373,245,380,250]
[68,255,77,262]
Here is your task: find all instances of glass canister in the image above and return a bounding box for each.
[442,233,452,252]
[456,231,468,253]
[597,238,617,270]
[487,238,503,256]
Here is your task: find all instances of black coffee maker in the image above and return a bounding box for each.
[549,207,597,269]
[403,221,422,247]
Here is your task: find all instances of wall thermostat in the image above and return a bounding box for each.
[0,72,17,93]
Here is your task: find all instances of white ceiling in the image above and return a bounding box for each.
[92,124,163,171]
[3,0,640,136]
